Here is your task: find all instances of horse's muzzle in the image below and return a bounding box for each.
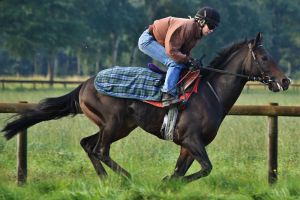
[268,77,290,92]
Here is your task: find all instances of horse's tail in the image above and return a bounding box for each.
[2,84,83,140]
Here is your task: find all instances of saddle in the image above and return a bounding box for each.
[144,63,201,108]
[147,63,201,140]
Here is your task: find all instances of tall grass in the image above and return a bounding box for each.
[0,88,299,199]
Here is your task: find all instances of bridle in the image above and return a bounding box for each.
[201,41,281,105]
[198,42,274,85]
[246,43,273,85]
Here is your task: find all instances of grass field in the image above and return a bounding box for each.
[0,87,299,200]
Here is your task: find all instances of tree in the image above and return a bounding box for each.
[265,0,300,76]
[0,0,299,78]
[0,0,88,80]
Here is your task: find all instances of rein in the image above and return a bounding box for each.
[196,43,273,85]
[199,65,251,79]
[164,42,272,95]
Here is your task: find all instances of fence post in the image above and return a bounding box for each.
[16,101,28,185]
[268,102,278,184]
[1,80,4,90]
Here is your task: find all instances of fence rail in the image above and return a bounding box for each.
[1,79,300,90]
[0,79,82,89]
[1,102,300,116]
[0,102,299,185]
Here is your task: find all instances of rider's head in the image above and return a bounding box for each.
[194,7,220,31]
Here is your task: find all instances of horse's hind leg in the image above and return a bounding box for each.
[80,133,107,178]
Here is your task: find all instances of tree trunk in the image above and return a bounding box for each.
[112,35,121,66]
[33,54,38,76]
[47,52,55,86]
[64,55,69,76]
[95,55,101,73]
[95,46,102,72]
[68,53,72,75]
[145,0,157,23]
[77,55,81,75]
[130,46,139,65]
[271,6,281,63]
[54,55,58,77]
[286,61,291,77]
[82,58,88,75]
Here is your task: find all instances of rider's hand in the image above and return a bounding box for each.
[187,58,201,68]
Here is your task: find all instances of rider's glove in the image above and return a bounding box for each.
[187,58,201,69]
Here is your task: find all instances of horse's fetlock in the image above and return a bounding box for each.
[99,155,110,162]
[203,166,212,176]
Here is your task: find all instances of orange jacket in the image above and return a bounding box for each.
[149,17,202,63]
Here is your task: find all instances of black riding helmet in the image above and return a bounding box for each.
[195,7,220,28]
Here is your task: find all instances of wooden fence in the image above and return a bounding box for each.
[1,79,300,90]
[0,79,82,89]
[0,102,300,185]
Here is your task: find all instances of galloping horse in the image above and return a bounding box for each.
[2,33,290,183]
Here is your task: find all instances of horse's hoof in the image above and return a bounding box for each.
[99,173,108,180]
[124,172,132,180]
[162,175,172,182]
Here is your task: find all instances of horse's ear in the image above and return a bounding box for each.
[254,32,263,47]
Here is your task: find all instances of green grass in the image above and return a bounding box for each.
[0,88,299,200]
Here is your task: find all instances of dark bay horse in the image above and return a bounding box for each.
[2,33,290,182]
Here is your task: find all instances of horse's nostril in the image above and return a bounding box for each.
[282,78,291,85]
[282,78,291,90]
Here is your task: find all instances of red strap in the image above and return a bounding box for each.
[144,77,200,108]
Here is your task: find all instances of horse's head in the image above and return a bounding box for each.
[246,33,290,92]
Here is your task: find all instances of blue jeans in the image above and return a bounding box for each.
[138,29,185,96]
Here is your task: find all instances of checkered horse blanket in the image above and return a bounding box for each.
[94,66,164,101]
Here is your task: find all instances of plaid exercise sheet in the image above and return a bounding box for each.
[94,66,164,101]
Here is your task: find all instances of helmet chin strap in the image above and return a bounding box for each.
[194,18,206,28]
[194,19,204,37]
[199,19,206,27]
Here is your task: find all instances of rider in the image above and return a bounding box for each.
[138,7,220,105]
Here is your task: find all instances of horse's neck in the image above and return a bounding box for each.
[208,50,248,114]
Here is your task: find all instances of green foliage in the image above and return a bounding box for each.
[0,89,299,199]
[0,1,299,78]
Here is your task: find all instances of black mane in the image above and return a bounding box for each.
[209,39,252,69]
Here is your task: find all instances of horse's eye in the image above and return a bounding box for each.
[261,56,268,61]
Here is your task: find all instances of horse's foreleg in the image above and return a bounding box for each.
[164,147,194,180]
[80,133,108,178]
[181,136,212,183]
